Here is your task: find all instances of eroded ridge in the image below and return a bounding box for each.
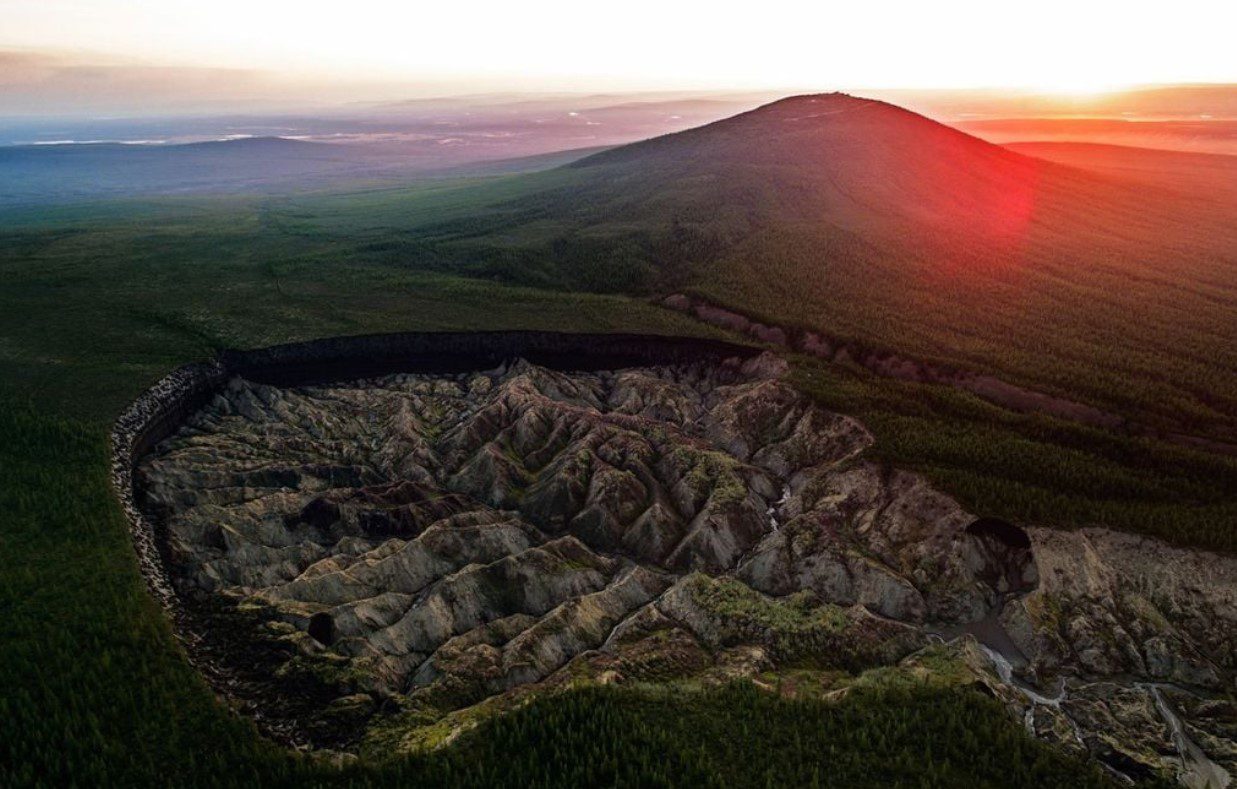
[139,355,1236,783]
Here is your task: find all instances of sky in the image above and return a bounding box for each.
[2,0,1235,114]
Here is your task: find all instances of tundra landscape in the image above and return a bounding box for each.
[2,3,1236,787]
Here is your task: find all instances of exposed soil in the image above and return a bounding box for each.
[127,348,1235,783]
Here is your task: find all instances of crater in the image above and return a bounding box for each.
[136,349,1019,746]
[120,335,1236,778]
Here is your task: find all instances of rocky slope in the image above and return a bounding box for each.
[139,354,1235,784]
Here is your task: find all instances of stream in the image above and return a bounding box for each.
[1141,683,1232,789]
[978,643,1230,788]
[978,643,1081,744]
[766,485,791,532]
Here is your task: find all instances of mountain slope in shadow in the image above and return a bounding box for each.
[414,93,1237,440]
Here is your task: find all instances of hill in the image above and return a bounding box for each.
[1,93,1234,787]
[400,93,1237,446]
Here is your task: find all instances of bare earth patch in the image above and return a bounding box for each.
[139,353,1235,785]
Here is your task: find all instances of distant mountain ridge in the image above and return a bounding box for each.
[0,135,322,152]
[0,135,392,204]
[0,135,594,205]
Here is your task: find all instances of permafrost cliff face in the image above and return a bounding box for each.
[137,354,1235,785]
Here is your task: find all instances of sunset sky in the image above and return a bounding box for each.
[2,0,1234,114]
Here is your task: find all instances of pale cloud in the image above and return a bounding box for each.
[1,0,1234,91]
[0,0,1234,116]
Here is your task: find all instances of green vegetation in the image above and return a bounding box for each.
[0,138,1230,783]
[0,189,713,419]
[0,399,283,786]
[394,682,1122,788]
[683,575,889,670]
[689,576,846,633]
[671,447,750,507]
[790,356,1237,552]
